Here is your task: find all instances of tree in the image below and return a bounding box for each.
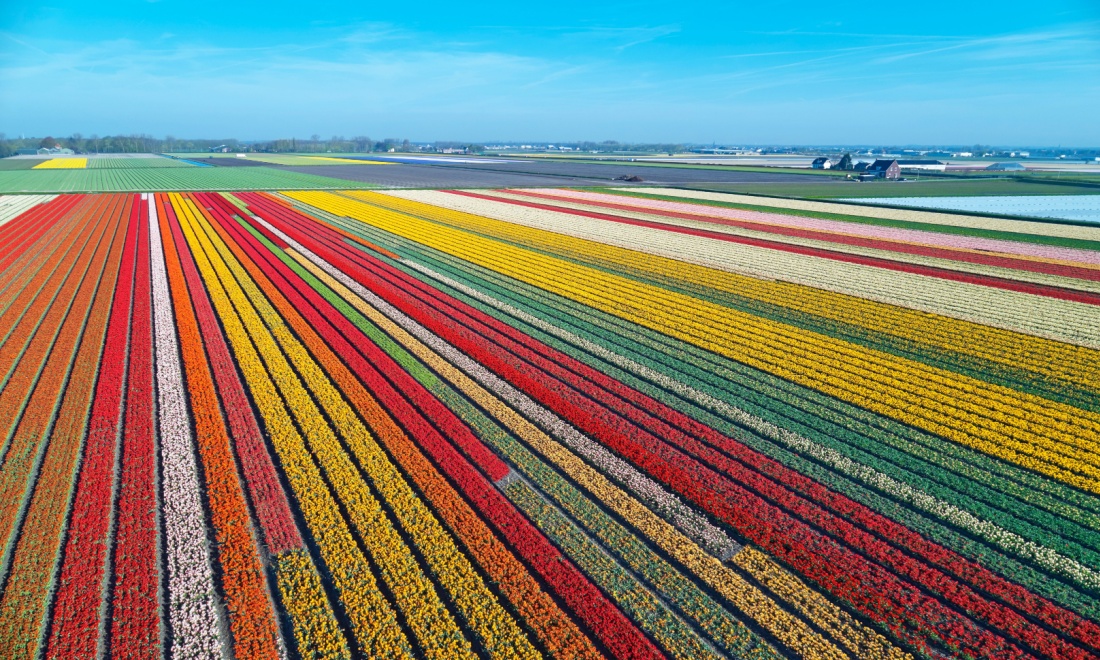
[40,136,56,149]
[836,153,853,170]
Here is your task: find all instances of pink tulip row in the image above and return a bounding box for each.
[148,199,225,659]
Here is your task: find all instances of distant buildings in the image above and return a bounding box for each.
[862,159,901,180]
[811,157,832,169]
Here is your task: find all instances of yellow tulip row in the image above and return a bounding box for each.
[32,158,88,169]
[273,550,353,659]
[288,247,909,660]
[291,192,1100,495]
[351,190,1100,397]
[168,198,413,658]
[177,197,538,660]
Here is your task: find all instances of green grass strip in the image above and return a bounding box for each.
[0,168,375,193]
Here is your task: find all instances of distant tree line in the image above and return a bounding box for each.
[571,140,687,153]
[250,136,418,153]
[0,134,423,157]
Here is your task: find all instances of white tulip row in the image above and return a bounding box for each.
[397,255,1100,591]
[147,196,227,660]
[253,215,740,561]
[620,187,1100,242]
[479,190,1100,292]
[0,194,57,225]
[385,190,1100,348]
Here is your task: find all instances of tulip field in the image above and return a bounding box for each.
[0,186,1098,660]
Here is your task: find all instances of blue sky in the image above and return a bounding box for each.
[1,1,1098,145]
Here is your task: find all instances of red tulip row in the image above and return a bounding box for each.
[260,196,1097,659]
[444,190,1100,306]
[45,196,141,659]
[233,191,662,660]
[108,199,162,659]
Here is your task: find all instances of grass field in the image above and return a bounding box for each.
[86,156,197,168]
[0,166,375,192]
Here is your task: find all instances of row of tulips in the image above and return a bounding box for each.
[325,193,1100,497]
[0,195,83,289]
[0,194,59,227]
[239,192,673,660]
[504,188,1100,266]
[45,196,140,659]
[280,191,1095,658]
[0,194,131,659]
[352,221,1100,620]
[269,221,888,660]
[156,194,285,660]
[0,195,111,396]
[456,189,1100,399]
[0,194,122,571]
[107,198,162,658]
[479,188,1100,289]
[165,194,415,658]
[186,192,539,660]
[222,195,604,660]
[382,189,1100,351]
[251,212,792,660]
[147,196,225,659]
[620,187,1100,242]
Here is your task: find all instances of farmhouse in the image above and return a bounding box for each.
[897,159,946,172]
[810,157,832,169]
[865,159,901,180]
